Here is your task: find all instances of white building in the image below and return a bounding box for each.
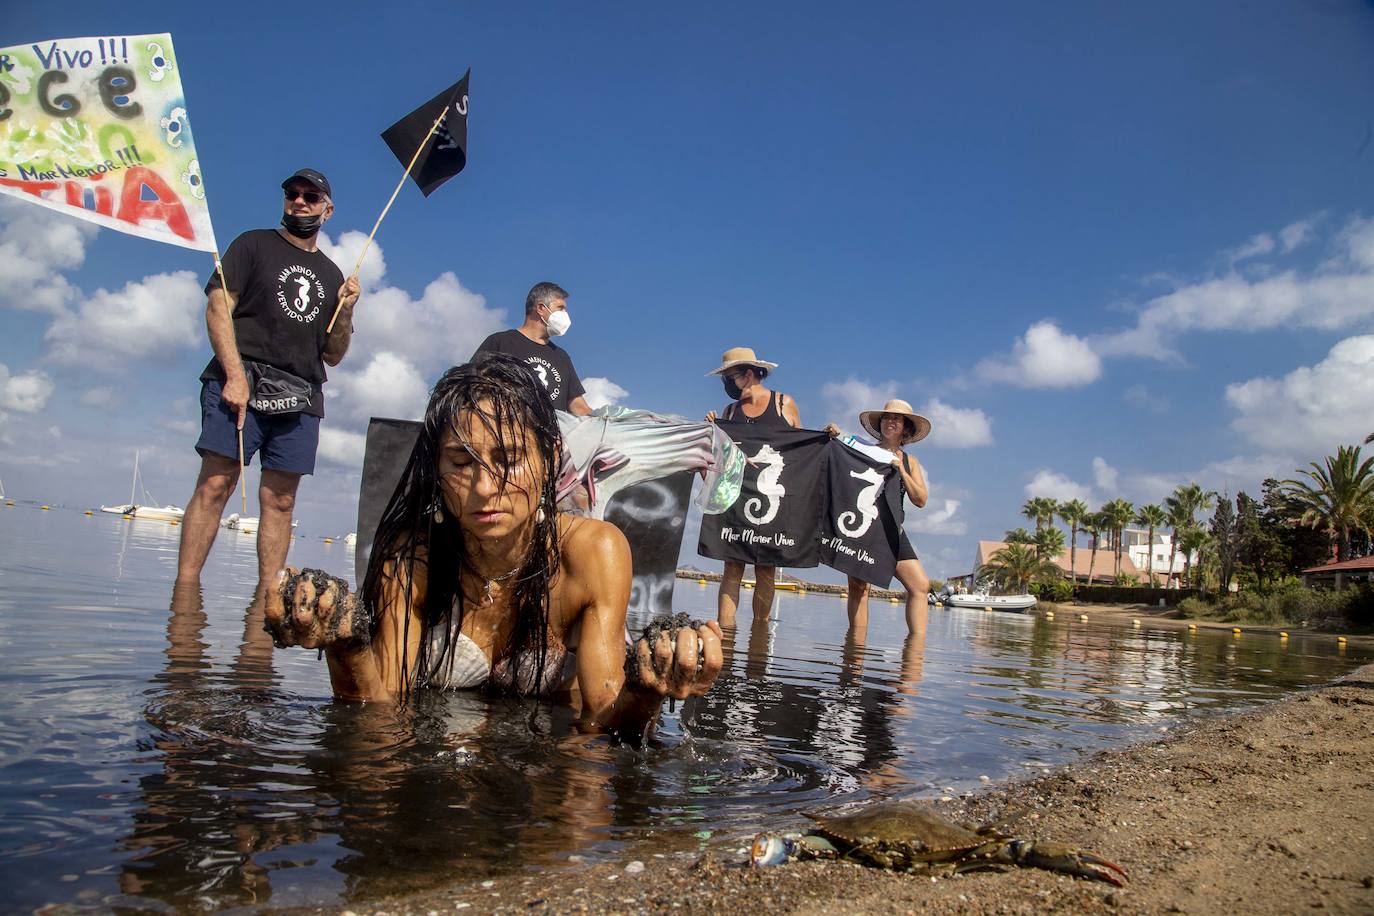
[1121,528,1195,581]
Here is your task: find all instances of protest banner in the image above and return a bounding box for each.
[0,33,216,252]
[819,441,905,587]
[698,423,830,569]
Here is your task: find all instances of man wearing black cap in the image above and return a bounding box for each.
[176,169,361,595]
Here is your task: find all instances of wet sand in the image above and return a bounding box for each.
[306,655,1374,916]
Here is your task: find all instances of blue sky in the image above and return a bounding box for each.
[2,1,1373,581]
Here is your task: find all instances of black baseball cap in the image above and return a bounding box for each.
[281,168,332,198]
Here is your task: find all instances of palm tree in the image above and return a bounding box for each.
[1135,503,1168,587]
[1034,525,1066,564]
[1057,499,1089,585]
[1083,511,1105,585]
[1165,483,1214,584]
[1177,526,1210,590]
[981,542,1057,594]
[1279,445,1374,562]
[1004,527,1035,544]
[1100,499,1135,577]
[1021,496,1058,534]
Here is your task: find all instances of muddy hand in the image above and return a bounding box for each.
[264,566,369,650]
[628,613,724,699]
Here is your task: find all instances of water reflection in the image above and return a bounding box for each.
[1,512,1368,913]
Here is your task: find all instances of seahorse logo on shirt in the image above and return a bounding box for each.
[744,444,786,525]
[838,467,884,537]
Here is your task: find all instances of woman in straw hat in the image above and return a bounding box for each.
[705,347,802,626]
[848,398,931,632]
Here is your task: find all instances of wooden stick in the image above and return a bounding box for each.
[213,254,248,515]
[325,107,450,333]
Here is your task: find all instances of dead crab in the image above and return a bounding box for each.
[750,801,1127,887]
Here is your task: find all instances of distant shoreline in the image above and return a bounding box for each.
[675,568,907,600]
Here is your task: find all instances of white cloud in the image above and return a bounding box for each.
[1097,216,1374,360]
[329,351,431,424]
[80,387,117,408]
[1024,469,1094,503]
[317,229,388,294]
[45,271,204,368]
[1227,232,1275,264]
[1226,335,1374,451]
[908,498,966,536]
[976,321,1102,388]
[0,364,54,413]
[317,427,367,467]
[1092,456,1118,492]
[820,377,899,433]
[0,196,98,314]
[47,425,60,438]
[583,377,629,410]
[920,397,992,448]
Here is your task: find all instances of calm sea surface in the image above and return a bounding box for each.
[0,504,1367,912]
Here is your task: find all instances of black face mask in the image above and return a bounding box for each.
[723,376,743,400]
[281,212,322,238]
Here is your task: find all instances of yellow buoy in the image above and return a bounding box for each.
[1131,618,1141,627]
[1078,614,1089,622]
[41,505,50,510]
[1279,631,1289,639]
[888,596,899,604]
[323,537,333,544]
[1232,627,1242,635]
[1187,623,1197,630]
[169,520,179,526]
[1044,612,1054,619]
[84,510,93,516]
[1337,636,1348,645]
[797,589,807,596]
[123,514,134,520]
[698,578,707,586]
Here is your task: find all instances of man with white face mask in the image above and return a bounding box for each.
[473,281,591,415]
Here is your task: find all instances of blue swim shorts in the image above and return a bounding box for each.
[195,379,321,475]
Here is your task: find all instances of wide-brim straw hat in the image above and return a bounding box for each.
[705,346,779,376]
[859,398,931,445]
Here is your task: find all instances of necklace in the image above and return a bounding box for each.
[474,565,520,604]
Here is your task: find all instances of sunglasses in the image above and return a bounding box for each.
[284,188,325,204]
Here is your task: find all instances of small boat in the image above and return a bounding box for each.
[221,514,298,534]
[343,532,357,546]
[101,451,184,520]
[942,592,1037,612]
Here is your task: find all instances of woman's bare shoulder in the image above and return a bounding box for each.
[559,515,630,563]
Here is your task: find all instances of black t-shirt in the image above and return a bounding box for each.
[199,229,344,418]
[472,329,586,412]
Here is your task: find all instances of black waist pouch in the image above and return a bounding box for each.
[244,360,314,415]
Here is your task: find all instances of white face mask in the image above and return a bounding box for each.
[544,308,571,337]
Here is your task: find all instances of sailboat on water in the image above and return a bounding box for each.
[101,451,185,521]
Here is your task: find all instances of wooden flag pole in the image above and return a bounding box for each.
[212,254,248,515]
[326,108,450,334]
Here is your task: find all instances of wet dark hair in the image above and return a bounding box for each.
[362,354,563,702]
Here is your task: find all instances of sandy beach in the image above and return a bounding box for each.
[306,647,1374,916]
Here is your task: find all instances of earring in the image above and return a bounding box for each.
[535,504,546,524]
[433,504,444,524]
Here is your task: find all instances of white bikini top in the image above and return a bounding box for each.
[419,608,578,695]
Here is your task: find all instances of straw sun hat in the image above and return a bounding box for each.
[859,398,932,445]
[704,347,779,376]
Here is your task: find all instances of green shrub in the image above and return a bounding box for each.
[1178,596,1215,619]
[1036,579,1074,602]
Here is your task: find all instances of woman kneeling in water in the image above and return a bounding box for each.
[266,354,723,740]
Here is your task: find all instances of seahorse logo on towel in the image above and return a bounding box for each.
[744,444,786,525]
[838,467,884,537]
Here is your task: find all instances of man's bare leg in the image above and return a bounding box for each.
[256,469,302,599]
[752,565,776,620]
[176,453,240,583]
[718,561,745,626]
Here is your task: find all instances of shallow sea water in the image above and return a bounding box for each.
[0,504,1367,912]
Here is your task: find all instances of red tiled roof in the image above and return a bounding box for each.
[975,540,1145,583]
[1302,555,1374,574]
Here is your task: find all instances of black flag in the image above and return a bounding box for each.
[819,442,905,587]
[698,423,830,568]
[380,70,470,197]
